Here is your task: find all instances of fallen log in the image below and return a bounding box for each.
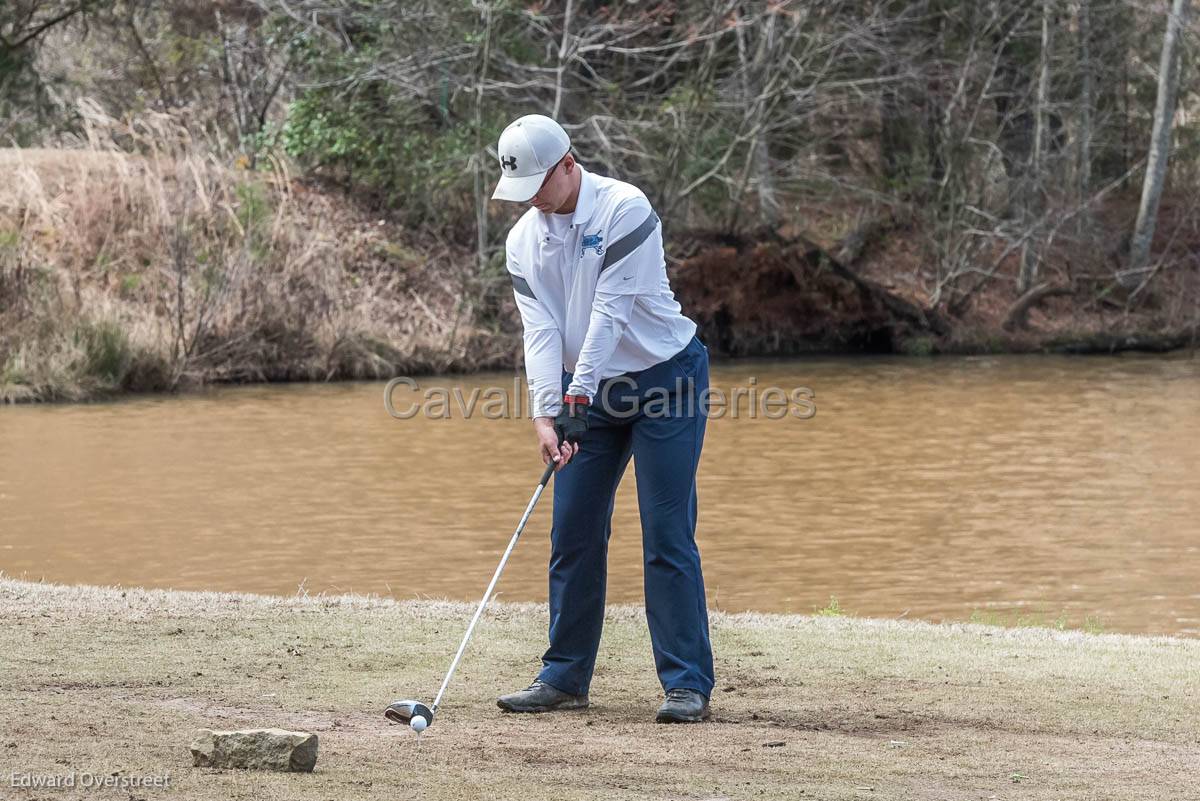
[1002,282,1073,331]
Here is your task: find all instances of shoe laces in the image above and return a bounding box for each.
[666,688,693,701]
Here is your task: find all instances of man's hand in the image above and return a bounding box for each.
[535,417,577,470]
[554,394,589,447]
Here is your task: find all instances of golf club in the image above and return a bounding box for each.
[385,458,558,732]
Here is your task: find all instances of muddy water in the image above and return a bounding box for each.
[2,354,1198,636]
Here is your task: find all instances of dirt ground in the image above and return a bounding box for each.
[1,576,1196,800]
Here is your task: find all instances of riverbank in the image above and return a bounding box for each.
[0,144,515,404]
[2,144,1197,404]
[2,576,1196,800]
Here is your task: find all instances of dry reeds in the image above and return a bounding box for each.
[0,100,517,403]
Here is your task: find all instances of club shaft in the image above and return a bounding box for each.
[431,465,554,712]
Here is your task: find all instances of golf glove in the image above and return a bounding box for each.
[555,394,590,446]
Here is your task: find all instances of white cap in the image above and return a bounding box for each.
[491,114,571,202]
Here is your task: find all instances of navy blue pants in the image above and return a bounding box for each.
[537,335,715,699]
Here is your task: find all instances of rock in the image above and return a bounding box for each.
[190,728,317,772]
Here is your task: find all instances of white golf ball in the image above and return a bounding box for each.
[410,715,428,733]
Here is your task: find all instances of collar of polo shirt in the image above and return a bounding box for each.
[569,165,597,228]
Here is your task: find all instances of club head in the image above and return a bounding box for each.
[384,699,434,727]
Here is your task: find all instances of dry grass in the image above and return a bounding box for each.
[1,574,1197,800]
[0,102,519,403]
[3,101,1196,404]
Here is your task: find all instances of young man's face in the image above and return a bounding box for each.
[528,154,575,213]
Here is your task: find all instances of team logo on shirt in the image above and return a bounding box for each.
[581,232,604,256]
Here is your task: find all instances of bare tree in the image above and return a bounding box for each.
[215,5,294,164]
[1076,0,1093,226]
[1019,0,1054,293]
[0,1,101,141]
[1127,0,1192,283]
[0,0,93,51]
[26,0,1194,340]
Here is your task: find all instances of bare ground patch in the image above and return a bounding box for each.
[1,576,1197,800]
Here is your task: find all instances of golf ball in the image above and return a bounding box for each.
[410,715,428,733]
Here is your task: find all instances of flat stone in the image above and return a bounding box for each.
[190,728,317,772]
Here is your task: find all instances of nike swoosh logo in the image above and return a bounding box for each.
[623,275,633,280]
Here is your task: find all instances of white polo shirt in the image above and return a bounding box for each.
[505,164,697,418]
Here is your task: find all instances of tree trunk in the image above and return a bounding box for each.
[1128,0,1191,278]
[728,6,781,232]
[992,0,1037,181]
[551,0,573,119]
[1019,0,1054,293]
[1075,0,1093,238]
[473,3,494,277]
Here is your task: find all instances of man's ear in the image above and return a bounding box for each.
[562,153,576,173]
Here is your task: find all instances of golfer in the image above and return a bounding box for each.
[490,114,714,723]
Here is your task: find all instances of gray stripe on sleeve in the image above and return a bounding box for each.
[600,210,659,272]
[511,274,536,300]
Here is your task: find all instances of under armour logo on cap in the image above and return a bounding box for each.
[501,155,517,172]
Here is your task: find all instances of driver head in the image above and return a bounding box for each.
[384,699,434,726]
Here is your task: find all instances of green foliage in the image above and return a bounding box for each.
[0,44,53,145]
[967,607,1106,635]
[267,1,545,231]
[814,596,847,617]
[282,86,490,227]
[1,317,145,402]
[75,319,132,385]
[235,181,270,235]
[642,81,734,219]
[228,180,275,265]
[898,336,935,356]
